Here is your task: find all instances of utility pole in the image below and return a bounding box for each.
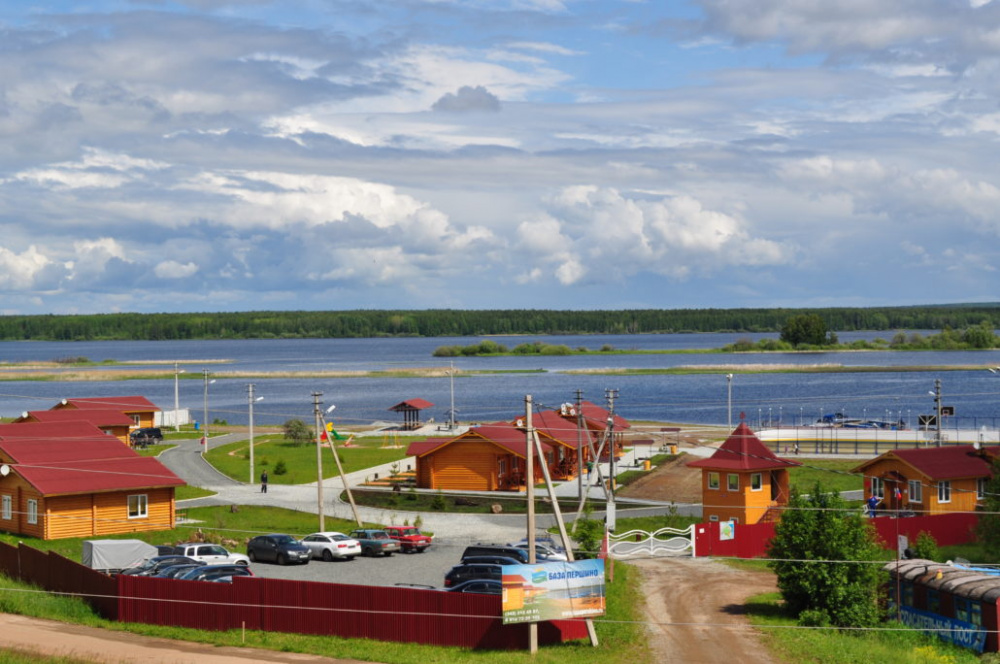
[605,388,618,532]
[933,379,943,447]
[201,370,214,455]
[173,362,182,432]
[320,410,363,527]
[449,361,456,429]
[313,392,325,531]
[726,374,733,430]
[248,384,262,485]
[575,389,584,501]
[524,394,537,654]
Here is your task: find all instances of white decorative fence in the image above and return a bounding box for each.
[607,525,695,559]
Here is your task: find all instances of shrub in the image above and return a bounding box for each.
[273,459,287,475]
[911,531,939,561]
[431,492,447,511]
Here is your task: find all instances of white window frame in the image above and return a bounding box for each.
[938,481,951,504]
[727,473,739,491]
[871,476,884,498]
[908,479,923,503]
[750,473,763,492]
[707,472,720,490]
[26,499,38,525]
[1,495,10,520]
[128,494,148,519]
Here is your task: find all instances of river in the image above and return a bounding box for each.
[1,333,998,432]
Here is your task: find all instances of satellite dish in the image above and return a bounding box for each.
[974,441,981,450]
[20,412,27,419]
[0,465,10,477]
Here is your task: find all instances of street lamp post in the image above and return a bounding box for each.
[202,370,215,455]
[173,363,185,432]
[248,384,263,484]
[726,374,733,429]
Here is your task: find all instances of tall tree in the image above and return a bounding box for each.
[975,457,1000,554]
[780,314,830,346]
[767,483,886,627]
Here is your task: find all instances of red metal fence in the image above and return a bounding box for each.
[0,541,586,650]
[694,513,980,559]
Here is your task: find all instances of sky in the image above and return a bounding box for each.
[2,0,1000,315]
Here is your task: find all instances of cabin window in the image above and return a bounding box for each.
[128,494,148,519]
[727,474,739,491]
[708,472,720,490]
[978,478,987,500]
[871,476,883,498]
[908,480,922,503]
[1,495,10,520]
[498,458,507,476]
[956,597,977,624]
[750,473,762,491]
[937,481,951,504]
[26,499,37,525]
[971,601,983,626]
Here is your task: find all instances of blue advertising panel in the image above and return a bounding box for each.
[501,559,605,625]
[898,606,987,653]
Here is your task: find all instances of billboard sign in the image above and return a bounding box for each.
[501,559,606,624]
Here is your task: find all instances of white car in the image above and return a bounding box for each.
[509,539,570,562]
[171,543,251,566]
[301,532,362,561]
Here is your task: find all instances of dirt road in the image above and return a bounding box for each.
[632,556,782,664]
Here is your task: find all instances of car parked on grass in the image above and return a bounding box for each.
[443,562,503,588]
[119,555,198,577]
[383,525,432,553]
[171,543,250,566]
[301,532,362,561]
[129,427,163,447]
[246,534,312,565]
[348,529,400,557]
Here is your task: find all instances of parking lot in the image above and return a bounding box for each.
[245,539,473,589]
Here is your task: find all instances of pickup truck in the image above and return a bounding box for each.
[383,525,432,553]
[348,529,401,557]
[171,543,251,566]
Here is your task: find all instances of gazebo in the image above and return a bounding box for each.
[389,398,434,430]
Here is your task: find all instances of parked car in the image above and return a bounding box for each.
[509,542,569,562]
[383,525,432,553]
[459,555,523,566]
[246,534,311,565]
[460,544,529,564]
[175,564,254,582]
[153,563,202,579]
[129,427,163,447]
[442,579,503,595]
[119,555,197,576]
[348,529,400,557]
[301,532,362,561]
[172,543,250,566]
[444,562,503,587]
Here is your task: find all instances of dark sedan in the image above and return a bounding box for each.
[247,534,311,565]
[120,555,197,576]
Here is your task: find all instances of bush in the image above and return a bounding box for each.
[431,492,447,511]
[911,531,939,560]
[282,418,312,446]
[273,459,287,475]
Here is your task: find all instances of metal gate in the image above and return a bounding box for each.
[607,525,695,559]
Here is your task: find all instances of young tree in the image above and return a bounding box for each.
[975,457,1000,554]
[767,483,886,627]
[779,314,830,346]
[282,418,313,446]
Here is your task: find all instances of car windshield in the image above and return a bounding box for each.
[372,532,388,540]
[332,535,348,541]
[399,528,417,536]
[274,535,296,545]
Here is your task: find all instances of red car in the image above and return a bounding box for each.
[384,526,432,553]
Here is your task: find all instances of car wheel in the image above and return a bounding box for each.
[322,549,333,562]
[278,554,287,566]
[248,551,257,563]
[237,560,249,566]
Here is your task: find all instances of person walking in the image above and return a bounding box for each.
[260,469,268,494]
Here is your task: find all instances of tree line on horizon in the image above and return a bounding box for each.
[0,305,998,341]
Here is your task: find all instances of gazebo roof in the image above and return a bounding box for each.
[388,399,434,412]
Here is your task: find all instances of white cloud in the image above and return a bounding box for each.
[154,260,200,279]
[0,246,59,290]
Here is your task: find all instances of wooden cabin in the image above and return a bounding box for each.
[407,422,554,491]
[688,422,800,525]
[14,409,136,445]
[569,400,629,461]
[52,396,160,429]
[0,431,185,540]
[852,445,996,516]
[511,409,595,481]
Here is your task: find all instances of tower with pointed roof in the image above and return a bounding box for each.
[688,421,801,525]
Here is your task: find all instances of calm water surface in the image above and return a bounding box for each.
[1,334,998,430]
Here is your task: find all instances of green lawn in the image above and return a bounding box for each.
[746,592,980,664]
[204,434,413,484]
[788,459,863,494]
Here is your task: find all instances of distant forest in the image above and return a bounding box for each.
[1,305,999,341]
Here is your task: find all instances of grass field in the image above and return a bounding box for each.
[787,459,863,494]
[204,434,414,484]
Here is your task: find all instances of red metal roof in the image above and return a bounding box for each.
[0,438,136,463]
[575,400,630,431]
[687,422,801,471]
[0,421,109,440]
[410,422,552,459]
[853,445,998,480]
[56,396,160,412]
[16,457,185,496]
[388,399,434,411]
[405,438,453,456]
[16,409,135,427]
[513,410,593,450]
